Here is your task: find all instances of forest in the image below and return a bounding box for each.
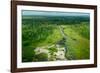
[22,13,90,62]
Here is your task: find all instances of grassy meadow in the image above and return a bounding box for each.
[22,11,90,62]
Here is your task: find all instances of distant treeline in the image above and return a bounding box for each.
[22,16,90,25]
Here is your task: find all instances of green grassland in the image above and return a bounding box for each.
[22,15,90,62]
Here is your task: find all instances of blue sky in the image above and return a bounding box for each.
[22,10,90,16]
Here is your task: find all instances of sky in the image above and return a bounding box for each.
[22,10,90,16]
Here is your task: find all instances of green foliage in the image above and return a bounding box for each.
[49,47,58,53]
[22,47,35,62]
[68,22,90,39]
[35,53,48,61]
[22,15,90,62]
[63,25,90,59]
